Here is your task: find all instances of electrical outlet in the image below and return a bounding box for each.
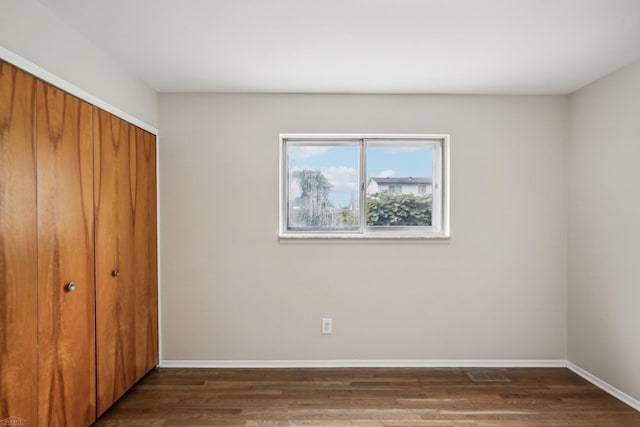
[321,317,333,334]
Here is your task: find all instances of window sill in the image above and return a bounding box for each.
[278,233,451,243]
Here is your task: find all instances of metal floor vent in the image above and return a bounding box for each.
[466,371,511,382]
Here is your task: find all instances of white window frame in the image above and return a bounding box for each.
[279,134,450,240]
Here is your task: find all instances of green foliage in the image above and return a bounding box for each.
[366,191,432,226]
[339,208,359,226]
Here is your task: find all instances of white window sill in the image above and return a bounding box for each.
[278,233,451,243]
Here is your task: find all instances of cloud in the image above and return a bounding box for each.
[377,169,396,178]
[288,146,330,159]
[287,165,358,193]
[376,146,428,154]
[321,166,359,192]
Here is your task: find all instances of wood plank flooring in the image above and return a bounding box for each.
[92,367,640,426]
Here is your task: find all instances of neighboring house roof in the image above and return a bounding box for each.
[369,177,432,185]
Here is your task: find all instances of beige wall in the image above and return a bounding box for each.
[159,93,568,361]
[568,61,640,400]
[0,0,157,127]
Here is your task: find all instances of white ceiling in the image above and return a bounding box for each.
[37,0,640,94]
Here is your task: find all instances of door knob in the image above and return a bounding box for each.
[66,282,77,292]
[112,269,120,277]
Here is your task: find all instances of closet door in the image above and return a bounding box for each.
[0,61,38,426]
[36,80,96,426]
[132,126,159,382]
[94,110,158,415]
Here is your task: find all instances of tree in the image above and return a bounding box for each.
[295,169,332,203]
[366,191,432,226]
[292,169,334,227]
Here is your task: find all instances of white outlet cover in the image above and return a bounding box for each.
[321,318,333,334]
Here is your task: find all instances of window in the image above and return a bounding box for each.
[280,134,449,239]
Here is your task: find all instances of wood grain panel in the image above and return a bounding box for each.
[94,109,137,415]
[132,127,158,378]
[36,80,96,427]
[0,61,38,427]
[94,368,640,426]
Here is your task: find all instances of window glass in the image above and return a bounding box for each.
[286,144,360,231]
[366,144,433,227]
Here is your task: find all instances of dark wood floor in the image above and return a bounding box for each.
[92,367,640,426]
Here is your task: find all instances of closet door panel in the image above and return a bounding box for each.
[0,61,38,426]
[94,109,137,415]
[36,81,96,427]
[132,126,159,377]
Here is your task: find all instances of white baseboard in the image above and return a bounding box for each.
[160,359,566,369]
[567,361,640,412]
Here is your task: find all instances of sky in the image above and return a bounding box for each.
[288,144,433,207]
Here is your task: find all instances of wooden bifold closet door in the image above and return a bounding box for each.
[1,60,157,426]
[0,61,97,427]
[0,60,39,427]
[94,109,158,416]
[36,79,96,427]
